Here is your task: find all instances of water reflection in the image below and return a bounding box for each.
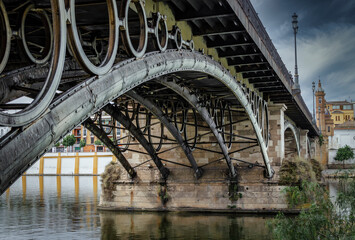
[100,212,272,240]
[1,176,273,239]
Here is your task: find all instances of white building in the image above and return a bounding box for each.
[0,126,10,138]
[328,121,355,167]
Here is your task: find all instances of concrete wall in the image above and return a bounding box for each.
[25,152,114,175]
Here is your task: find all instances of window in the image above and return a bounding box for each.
[328,126,330,132]
[333,105,340,110]
[91,137,94,144]
[318,98,322,104]
[83,128,87,136]
[318,107,321,112]
[343,105,352,110]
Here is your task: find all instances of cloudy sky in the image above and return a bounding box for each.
[250,0,355,110]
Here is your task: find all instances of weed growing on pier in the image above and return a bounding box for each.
[229,182,242,202]
[279,157,317,186]
[101,161,121,199]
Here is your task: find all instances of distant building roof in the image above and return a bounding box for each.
[332,110,344,114]
[335,121,355,130]
[327,100,352,105]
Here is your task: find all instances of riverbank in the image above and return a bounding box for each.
[322,169,355,178]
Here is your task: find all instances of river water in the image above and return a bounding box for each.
[0,176,273,239]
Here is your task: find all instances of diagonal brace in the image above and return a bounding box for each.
[103,104,170,180]
[83,118,136,178]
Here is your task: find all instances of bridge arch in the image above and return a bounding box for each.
[284,120,300,163]
[0,50,274,194]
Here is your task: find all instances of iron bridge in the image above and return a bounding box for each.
[0,0,318,194]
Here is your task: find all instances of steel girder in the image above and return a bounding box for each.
[0,50,273,194]
[125,91,203,179]
[103,104,170,179]
[83,118,136,178]
[157,79,237,179]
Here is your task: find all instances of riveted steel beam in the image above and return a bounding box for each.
[125,91,203,179]
[83,118,136,178]
[103,104,170,179]
[157,79,237,179]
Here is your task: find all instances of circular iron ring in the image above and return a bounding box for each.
[0,0,10,74]
[153,12,168,52]
[0,0,67,127]
[20,4,53,65]
[120,0,148,58]
[66,0,119,75]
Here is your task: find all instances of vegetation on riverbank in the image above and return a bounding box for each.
[269,174,355,239]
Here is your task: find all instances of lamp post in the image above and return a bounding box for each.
[292,13,300,92]
[312,81,316,124]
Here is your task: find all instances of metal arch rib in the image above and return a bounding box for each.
[0,50,274,195]
[83,118,136,178]
[103,104,170,179]
[284,120,300,156]
[157,79,237,179]
[125,91,203,179]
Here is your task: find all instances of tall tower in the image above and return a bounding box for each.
[315,79,326,133]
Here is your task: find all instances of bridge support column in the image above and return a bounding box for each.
[299,129,309,159]
[268,104,287,167]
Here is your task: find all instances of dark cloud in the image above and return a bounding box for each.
[250,0,355,109]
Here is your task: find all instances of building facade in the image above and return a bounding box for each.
[326,100,354,125]
[328,121,355,167]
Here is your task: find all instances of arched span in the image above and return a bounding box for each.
[0,50,273,194]
[284,120,300,157]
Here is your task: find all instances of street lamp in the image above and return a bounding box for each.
[312,81,316,124]
[292,13,300,92]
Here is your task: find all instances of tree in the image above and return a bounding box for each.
[62,135,76,148]
[79,139,86,148]
[55,142,61,147]
[334,145,354,168]
[94,139,102,145]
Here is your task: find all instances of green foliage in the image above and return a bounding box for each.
[335,145,354,168]
[310,158,323,181]
[283,181,321,208]
[318,134,324,146]
[269,178,355,240]
[229,182,242,202]
[55,142,60,147]
[279,157,317,186]
[62,135,76,147]
[79,139,86,148]
[158,185,169,205]
[94,139,102,145]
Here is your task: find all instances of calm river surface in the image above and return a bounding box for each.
[0,176,273,239]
